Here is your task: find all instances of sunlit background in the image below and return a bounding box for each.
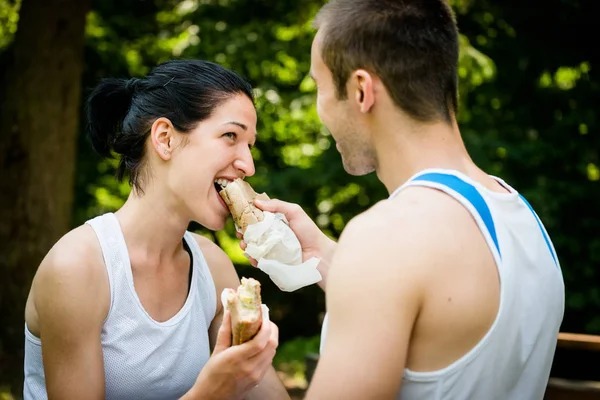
[0,0,598,398]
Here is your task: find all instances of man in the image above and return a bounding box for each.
[245,0,565,399]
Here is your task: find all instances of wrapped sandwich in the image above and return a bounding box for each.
[221,277,263,345]
[218,178,323,292]
[218,178,270,234]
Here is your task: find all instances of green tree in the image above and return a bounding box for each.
[0,0,92,393]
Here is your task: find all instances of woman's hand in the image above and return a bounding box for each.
[187,311,279,400]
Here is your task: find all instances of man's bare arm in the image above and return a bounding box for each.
[304,204,431,399]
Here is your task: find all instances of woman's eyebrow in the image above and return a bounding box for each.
[223,121,247,130]
[222,121,257,136]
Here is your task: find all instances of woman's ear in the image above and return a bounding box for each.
[351,69,375,113]
[150,117,175,160]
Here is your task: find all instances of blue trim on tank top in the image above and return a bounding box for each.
[518,194,558,267]
[411,173,502,259]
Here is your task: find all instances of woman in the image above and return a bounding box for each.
[23,60,289,400]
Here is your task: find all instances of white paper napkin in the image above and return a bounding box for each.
[242,211,322,292]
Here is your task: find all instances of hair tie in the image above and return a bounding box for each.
[125,78,141,93]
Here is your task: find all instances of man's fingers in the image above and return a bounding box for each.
[246,255,258,267]
[254,198,297,216]
[236,239,258,267]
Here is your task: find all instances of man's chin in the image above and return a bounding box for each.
[340,156,374,176]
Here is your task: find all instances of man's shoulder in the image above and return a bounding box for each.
[348,185,466,235]
[336,185,479,278]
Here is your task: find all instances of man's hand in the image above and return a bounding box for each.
[187,311,279,400]
[238,198,337,289]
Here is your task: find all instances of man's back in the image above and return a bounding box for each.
[394,169,565,399]
[318,168,564,399]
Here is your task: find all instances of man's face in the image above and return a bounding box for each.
[310,32,376,176]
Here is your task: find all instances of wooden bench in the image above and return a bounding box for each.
[544,332,600,400]
[556,332,600,351]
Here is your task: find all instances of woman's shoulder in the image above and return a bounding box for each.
[188,233,228,263]
[186,232,240,294]
[40,223,105,276]
[28,223,110,331]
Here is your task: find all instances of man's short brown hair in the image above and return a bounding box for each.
[314,0,459,123]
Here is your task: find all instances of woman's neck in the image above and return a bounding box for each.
[114,188,190,263]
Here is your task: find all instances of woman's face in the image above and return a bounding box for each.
[167,93,258,230]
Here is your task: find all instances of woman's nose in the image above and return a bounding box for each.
[233,147,255,177]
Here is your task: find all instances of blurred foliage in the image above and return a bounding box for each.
[0,0,20,50]
[454,0,600,332]
[0,0,598,376]
[273,335,321,385]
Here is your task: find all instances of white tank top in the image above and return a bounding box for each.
[320,168,565,400]
[23,212,217,400]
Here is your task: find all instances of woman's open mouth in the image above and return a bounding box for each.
[214,179,230,210]
[214,178,230,192]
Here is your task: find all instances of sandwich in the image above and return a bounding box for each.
[217,178,270,233]
[222,277,263,345]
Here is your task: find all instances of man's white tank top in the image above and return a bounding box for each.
[23,212,217,400]
[320,169,565,399]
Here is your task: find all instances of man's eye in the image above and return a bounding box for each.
[224,132,237,140]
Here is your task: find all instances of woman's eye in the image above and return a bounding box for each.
[224,132,237,140]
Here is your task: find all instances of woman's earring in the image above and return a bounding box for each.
[157,144,168,156]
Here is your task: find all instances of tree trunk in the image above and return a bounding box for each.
[0,0,92,394]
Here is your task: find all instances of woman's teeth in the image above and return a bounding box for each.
[214,179,229,189]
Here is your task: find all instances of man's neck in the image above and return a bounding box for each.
[372,115,475,195]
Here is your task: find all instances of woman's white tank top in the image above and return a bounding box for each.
[23,212,217,399]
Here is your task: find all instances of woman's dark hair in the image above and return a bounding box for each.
[86,59,254,192]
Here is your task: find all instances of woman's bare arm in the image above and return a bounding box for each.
[194,234,290,400]
[29,225,110,399]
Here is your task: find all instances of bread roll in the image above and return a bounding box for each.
[218,178,270,233]
[222,277,263,345]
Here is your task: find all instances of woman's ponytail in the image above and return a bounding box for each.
[85,78,134,158]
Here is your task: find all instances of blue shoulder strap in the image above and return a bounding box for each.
[518,194,559,267]
[410,172,502,260]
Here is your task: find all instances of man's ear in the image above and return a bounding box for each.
[150,117,175,160]
[351,69,375,113]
